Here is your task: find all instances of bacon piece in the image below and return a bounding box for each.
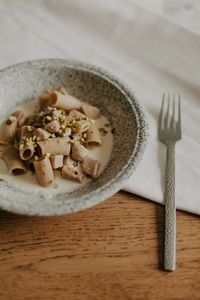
[62,127,72,137]
[45,120,60,133]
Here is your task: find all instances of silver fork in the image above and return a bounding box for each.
[158,93,181,271]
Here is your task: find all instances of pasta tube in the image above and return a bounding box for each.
[19,126,35,161]
[79,120,91,133]
[36,137,71,156]
[0,115,17,144]
[49,91,81,111]
[34,157,54,186]
[38,92,50,108]
[81,104,100,119]
[69,110,87,120]
[12,111,26,127]
[35,128,51,141]
[86,124,102,145]
[2,145,26,175]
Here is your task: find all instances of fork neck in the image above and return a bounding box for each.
[165,142,175,164]
[165,141,175,148]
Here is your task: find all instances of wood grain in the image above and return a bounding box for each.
[0,192,199,300]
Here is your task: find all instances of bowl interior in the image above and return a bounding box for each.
[0,60,145,215]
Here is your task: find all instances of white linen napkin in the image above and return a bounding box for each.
[0,0,199,215]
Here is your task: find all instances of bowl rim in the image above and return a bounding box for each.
[0,58,148,216]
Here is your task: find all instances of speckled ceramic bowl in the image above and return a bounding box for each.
[0,59,148,216]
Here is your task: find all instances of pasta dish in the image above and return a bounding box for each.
[0,87,113,187]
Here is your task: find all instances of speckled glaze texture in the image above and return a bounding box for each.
[164,143,176,271]
[0,59,148,216]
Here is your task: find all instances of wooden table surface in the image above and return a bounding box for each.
[0,192,199,300]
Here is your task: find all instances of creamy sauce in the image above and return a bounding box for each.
[0,100,113,198]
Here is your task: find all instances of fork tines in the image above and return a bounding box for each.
[159,93,181,142]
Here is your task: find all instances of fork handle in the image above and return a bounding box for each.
[164,142,176,271]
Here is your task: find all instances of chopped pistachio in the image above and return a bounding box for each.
[46,115,52,121]
[8,115,17,122]
[99,128,108,136]
[19,143,24,150]
[80,137,85,143]
[27,126,33,132]
[69,139,75,144]
[72,123,81,133]
[53,183,59,189]
[38,191,45,199]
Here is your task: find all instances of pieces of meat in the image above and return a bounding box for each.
[62,127,72,137]
[82,156,100,178]
[45,120,60,133]
[62,165,83,182]
[71,143,88,162]
[50,154,64,169]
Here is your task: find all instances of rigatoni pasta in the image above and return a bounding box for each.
[0,86,112,187]
[49,91,81,111]
[36,137,71,156]
[81,103,100,119]
[12,111,26,127]
[34,157,54,186]
[0,115,18,144]
[19,126,35,161]
[2,145,26,175]
[38,92,51,109]
[34,128,51,141]
[86,123,102,145]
